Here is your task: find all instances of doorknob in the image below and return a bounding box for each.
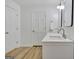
[5,32,9,34]
[32,30,35,32]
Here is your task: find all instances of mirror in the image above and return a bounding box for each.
[64,0,73,27]
[57,0,74,27]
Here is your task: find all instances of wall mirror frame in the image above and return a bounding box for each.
[71,0,74,27]
[57,0,74,27]
[64,0,74,27]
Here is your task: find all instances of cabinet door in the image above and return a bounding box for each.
[43,45,73,59]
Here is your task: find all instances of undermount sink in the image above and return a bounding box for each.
[49,36,61,38]
[48,33,64,38]
[42,33,73,42]
[48,32,67,39]
[49,36,63,40]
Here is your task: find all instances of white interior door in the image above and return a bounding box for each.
[5,6,19,52]
[32,11,46,45]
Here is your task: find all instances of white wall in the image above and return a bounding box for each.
[5,0,21,52]
[20,8,34,46]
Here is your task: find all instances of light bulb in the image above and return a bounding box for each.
[57,5,64,10]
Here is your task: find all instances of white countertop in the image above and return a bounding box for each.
[42,33,73,43]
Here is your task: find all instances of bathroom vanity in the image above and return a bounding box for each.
[42,0,74,59]
[42,33,74,59]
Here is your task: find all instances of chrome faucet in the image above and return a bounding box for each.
[58,27,66,39]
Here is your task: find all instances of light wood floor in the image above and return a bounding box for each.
[6,47,42,59]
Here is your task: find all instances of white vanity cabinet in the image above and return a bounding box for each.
[43,42,73,59]
[42,42,73,59]
[42,33,74,59]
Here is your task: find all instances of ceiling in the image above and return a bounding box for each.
[13,0,60,6]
